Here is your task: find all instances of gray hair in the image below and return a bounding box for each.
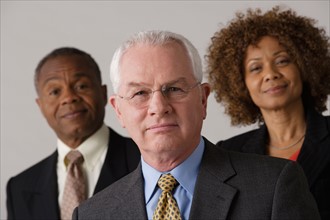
[109,30,203,93]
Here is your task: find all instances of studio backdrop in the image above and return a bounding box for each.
[1,1,329,218]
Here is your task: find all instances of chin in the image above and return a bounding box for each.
[156,137,181,149]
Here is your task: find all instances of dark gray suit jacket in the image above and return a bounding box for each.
[73,138,320,220]
[6,127,140,220]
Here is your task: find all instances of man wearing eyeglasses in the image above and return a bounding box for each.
[72,30,320,219]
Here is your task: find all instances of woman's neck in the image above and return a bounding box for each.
[262,102,306,159]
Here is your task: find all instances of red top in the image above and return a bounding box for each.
[289,149,301,161]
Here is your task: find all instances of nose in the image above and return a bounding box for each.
[147,90,172,116]
[61,87,80,105]
[264,64,281,82]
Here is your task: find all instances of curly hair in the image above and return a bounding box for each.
[206,6,330,126]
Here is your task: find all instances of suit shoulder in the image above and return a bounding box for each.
[108,127,140,157]
[108,127,137,147]
[226,149,297,174]
[216,129,259,150]
[206,139,291,171]
[8,151,57,185]
[108,127,128,141]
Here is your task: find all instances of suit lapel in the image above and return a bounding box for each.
[108,164,148,219]
[94,128,129,194]
[23,151,60,219]
[189,139,237,219]
[298,110,330,187]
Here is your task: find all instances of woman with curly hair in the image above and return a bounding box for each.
[206,6,330,219]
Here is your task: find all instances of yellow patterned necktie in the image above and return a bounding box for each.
[60,150,86,220]
[153,173,182,220]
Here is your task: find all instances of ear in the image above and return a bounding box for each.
[201,83,211,120]
[36,98,41,107]
[35,97,45,116]
[109,95,126,128]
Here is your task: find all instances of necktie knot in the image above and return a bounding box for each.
[157,173,177,192]
[153,173,181,220]
[65,150,84,166]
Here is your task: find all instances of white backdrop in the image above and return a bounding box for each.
[1,1,329,218]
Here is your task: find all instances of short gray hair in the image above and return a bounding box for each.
[109,30,203,93]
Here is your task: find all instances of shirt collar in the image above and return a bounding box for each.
[57,124,109,169]
[142,137,205,204]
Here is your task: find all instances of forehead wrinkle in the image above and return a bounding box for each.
[40,76,61,88]
[40,71,92,88]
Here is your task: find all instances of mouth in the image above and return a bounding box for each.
[264,84,287,94]
[146,123,178,132]
[61,109,88,119]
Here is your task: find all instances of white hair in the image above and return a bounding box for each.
[109,30,203,93]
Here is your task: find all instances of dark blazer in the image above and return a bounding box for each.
[218,109,330,220]
[73,138,320,220]
[6,127,141,220]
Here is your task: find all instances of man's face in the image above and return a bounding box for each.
[110,42,210,166]
[36,55,107,147]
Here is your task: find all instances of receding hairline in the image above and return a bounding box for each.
[34,48,102,93]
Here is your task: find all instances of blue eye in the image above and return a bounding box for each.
[167,87,183,92]
[131,90,149,98]
[164,86,186,99]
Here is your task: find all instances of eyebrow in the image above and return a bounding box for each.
[41,72,91,86]
[245,49,288,63]
[124,77,188,88]
[273,50,287,56]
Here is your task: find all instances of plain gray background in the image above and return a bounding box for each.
[1,1,329,218]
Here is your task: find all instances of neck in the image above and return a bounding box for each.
[262,102,306,143]
[262,102,306,158]
[142,148,195,172]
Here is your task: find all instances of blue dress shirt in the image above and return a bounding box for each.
[142,137,205,220]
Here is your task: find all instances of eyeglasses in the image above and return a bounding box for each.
[117,81,201,108]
